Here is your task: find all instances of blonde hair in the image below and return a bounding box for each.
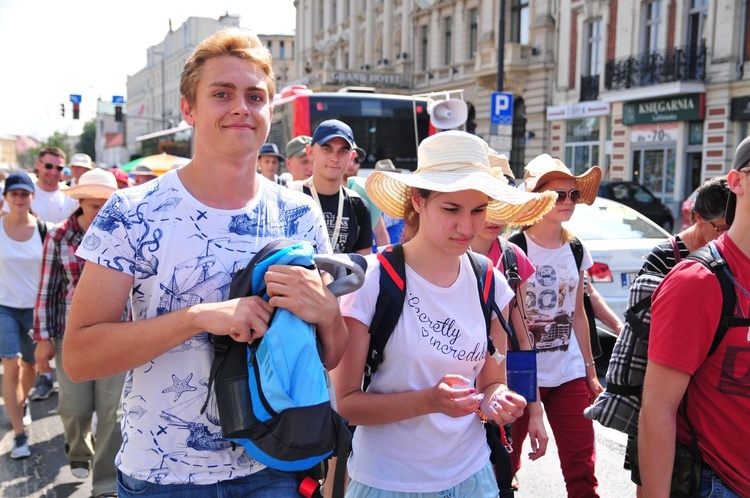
[180,27,275,107]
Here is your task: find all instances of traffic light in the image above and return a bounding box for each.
[115,105,123,122]
[72,103,80,120]
[60,104,65,117]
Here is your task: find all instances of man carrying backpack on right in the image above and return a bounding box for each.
[639,136,750,498]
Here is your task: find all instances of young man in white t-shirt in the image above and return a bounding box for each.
[63,28,347,496]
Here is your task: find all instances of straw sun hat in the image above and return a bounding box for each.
[64,168,118,200]
[365,131,557,226]
[523,154,602,205]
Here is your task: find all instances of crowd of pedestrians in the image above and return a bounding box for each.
[3,25,749,498]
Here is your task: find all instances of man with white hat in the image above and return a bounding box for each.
[33,168,125,497]
[67,153,94,187]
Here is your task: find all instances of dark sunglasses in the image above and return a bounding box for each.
[43,163,64,171]
[353,158,361,164]
[554,189,583,204]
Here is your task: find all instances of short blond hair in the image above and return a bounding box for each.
[180,27,275,107]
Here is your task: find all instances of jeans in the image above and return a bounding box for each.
[699,468,740,498]
[53,338,124,497]
[117,467,299,497]
[511,377,599,498]
[0,305,34,363]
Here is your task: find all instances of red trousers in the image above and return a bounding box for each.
[510,377,599,498]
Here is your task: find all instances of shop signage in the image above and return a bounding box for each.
[731,96,750,121]
[566,117,600,142]
[630,123,679,143]
[546,101,610,121]
[623,93,704,125]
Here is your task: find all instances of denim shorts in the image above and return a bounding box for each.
[116,467,299,497]
[345,460,498,498]
[0,305,34,363]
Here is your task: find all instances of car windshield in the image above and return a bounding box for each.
[565,201,667,240]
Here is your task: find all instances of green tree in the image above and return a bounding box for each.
[77,118,97,160]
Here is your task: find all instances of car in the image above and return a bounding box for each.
[564,197,671,373]
[597,180,675,233]
[565,196,670,324]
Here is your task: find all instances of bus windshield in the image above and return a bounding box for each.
[269,92,431,171]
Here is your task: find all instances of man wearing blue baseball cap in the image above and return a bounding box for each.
[288,119,373,255]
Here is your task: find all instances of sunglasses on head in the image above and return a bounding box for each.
[43,163,64,171]
[554,189,583,204]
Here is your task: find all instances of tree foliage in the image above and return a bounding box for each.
[78,118,97,160]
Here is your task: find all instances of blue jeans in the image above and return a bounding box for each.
[699,468,740,498]
[0,305,34,363]
[117,467,299,497]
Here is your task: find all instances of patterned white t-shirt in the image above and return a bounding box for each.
[75,170,331,485]
[521,234,594,388]
[339,252,514,492]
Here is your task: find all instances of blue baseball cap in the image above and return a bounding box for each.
[3,171,35,195]
[311,119,355,148]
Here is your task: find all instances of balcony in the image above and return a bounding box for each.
[604,45,706,91]
[580,75,600,102]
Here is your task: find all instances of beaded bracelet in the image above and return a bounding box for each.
[584,361,596,367]
[476,408,496,425]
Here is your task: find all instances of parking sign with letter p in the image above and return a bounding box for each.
[491,92,514,125]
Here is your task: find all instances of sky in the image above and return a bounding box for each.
[0,0,296,140]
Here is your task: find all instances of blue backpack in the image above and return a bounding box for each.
[203,239,366,474]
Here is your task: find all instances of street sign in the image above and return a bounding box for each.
[69,94,82,104]
[491,92,514,125]
[113,95,125,104]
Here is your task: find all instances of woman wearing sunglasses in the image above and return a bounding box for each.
[507,154,603,498]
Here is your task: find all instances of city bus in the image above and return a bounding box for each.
[268,85,435,171]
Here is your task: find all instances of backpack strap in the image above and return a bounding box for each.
[686,242,750,356]
[364,244,406,391]
[570,237,584,272]
[669,236,682,264]
[498,238,521,292]
[37,218,48,243]
[507,232,526,255]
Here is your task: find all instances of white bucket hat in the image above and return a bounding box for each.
[365,131,557,226]
[64,168,118,200]
[523,154,602,205]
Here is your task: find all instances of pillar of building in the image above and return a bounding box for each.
[383,0,393,64]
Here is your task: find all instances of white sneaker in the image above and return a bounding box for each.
[10,433,30,459]
[71,462,90,479]
[22,400,31,427]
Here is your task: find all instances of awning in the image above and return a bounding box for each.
[136,121,192,142]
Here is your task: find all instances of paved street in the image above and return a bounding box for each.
[2,358,637,498]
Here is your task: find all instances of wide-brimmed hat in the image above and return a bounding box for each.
[64,168,117,200]
[523,154,602,205]
[365,131,557,226]
[487,148,515,186]
[726,135,750,226]
[131,164,156,177]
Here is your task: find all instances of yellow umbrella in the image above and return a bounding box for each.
[120,153,191,174]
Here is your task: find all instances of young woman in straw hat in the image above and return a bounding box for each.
[507,154,603,498]
[330,131,556,497]
[469,150,550,491]
[32,168,125,497]
[0,171,44,460]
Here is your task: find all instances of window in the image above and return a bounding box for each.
[643,0,662,54]
[267,41,273,56]
[468,8,478,60]
[585,19,602,77]
[687,0,707,50]
[331,0,337,25]
[421,25,429,71]
[280,41,285,59]
[511,0,529,44]
[444,17,453,66]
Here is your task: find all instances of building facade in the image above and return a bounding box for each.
[548,0,750,217]
[120,15,295,160]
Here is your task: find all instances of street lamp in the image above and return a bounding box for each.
[497,0,506,92]
[152,50,167,129]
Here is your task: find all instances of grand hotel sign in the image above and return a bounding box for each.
[330,70,403,88]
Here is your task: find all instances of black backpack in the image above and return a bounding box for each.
[365,244,519,498]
